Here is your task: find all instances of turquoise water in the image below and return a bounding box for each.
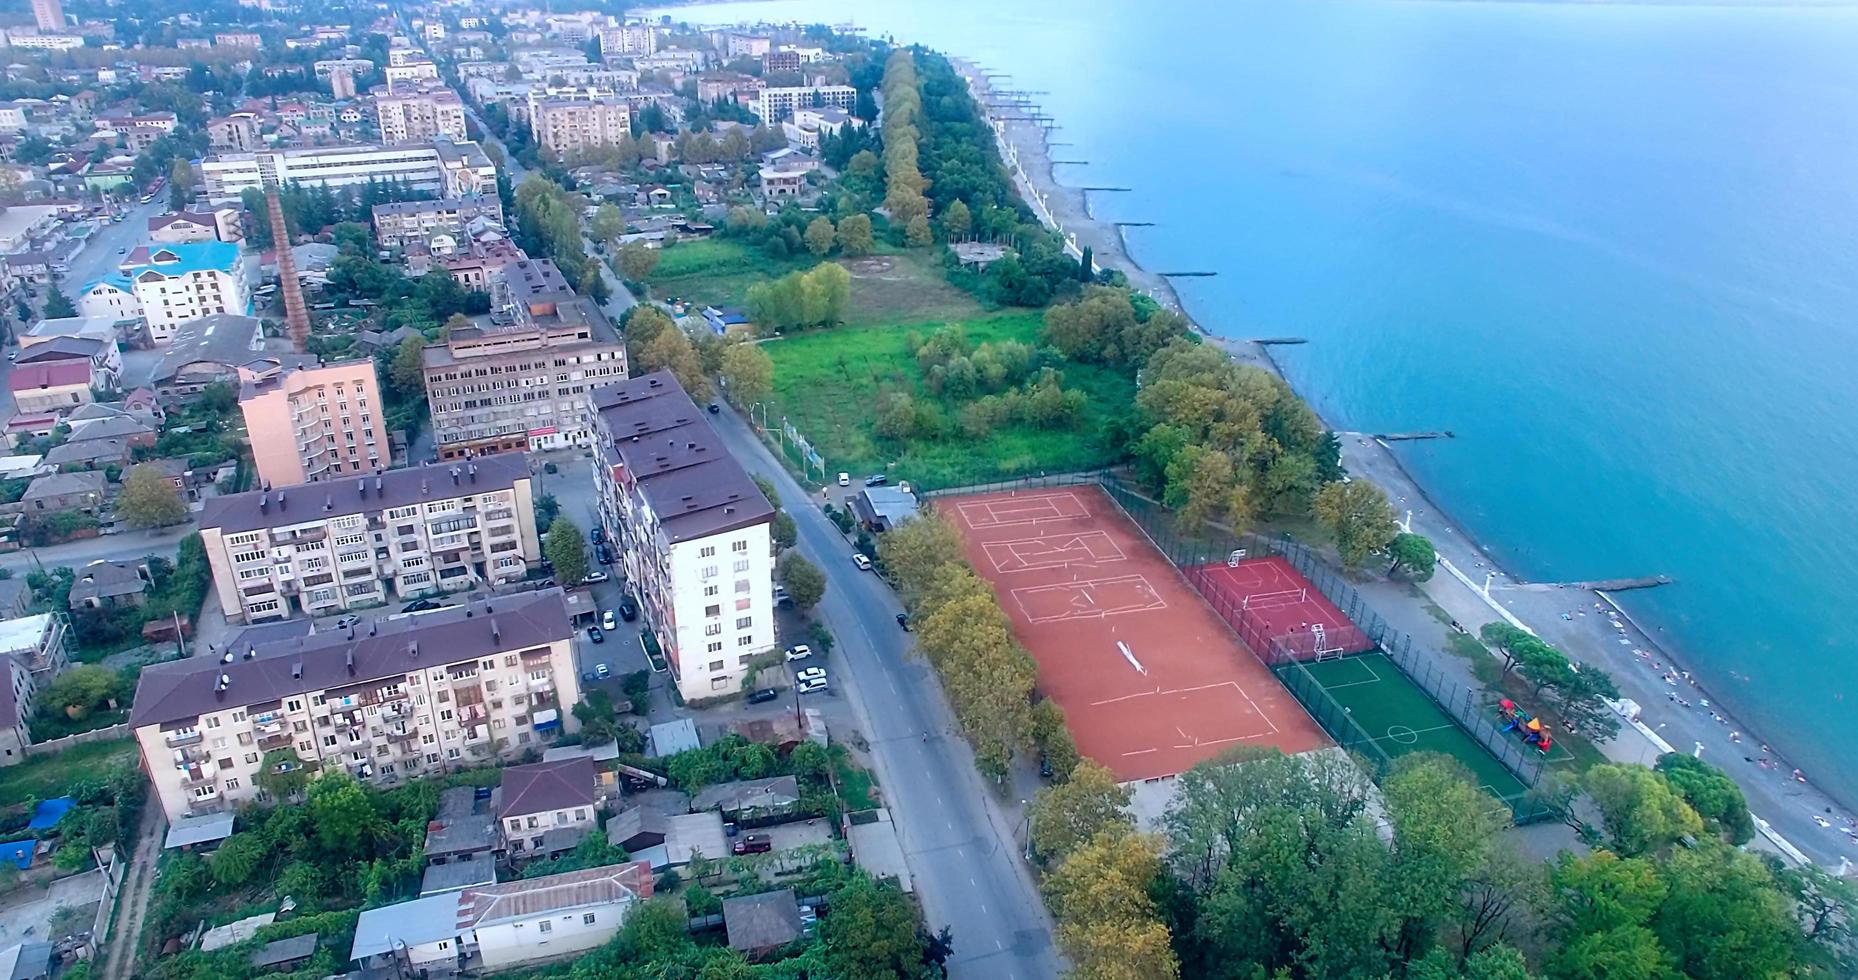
[664,0,1858,794]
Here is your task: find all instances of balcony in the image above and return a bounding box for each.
[178,764,216,787]
[258,731,293,751]
[164,729,202,747]
[526,675,553,693]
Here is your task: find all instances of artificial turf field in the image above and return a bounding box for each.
[1280,652,1534,805]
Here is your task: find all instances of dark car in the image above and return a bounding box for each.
[864,474,888,487]
[1039,754,1055,779]
[732,834,772,855]
[400,598,445,614]
[746,688,779,704]
[708,402,721,414]
[591,527,605,545]
[587,626,605,643]
[895,613,911,631]
[618,595,639,621]
[595,544,614,565]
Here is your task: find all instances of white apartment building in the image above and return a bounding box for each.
[6,34,84,50]
[529,97,632,157]
[755,85,856,124]
[199,141,498,205]
[590,372,776,701]
[371,196,504,253]
[385,60,442,91]
[129,589,582,820]
[598,24,655,59]
[90,242,252,343]
[376,89,468,144]
[199,455,543,624]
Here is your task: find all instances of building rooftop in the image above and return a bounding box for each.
[67,560,148,603]
[200,453,529,535]
[65,415,154,444]
[129,589,572,729]
[6,360,90,392]
[351,861,653,961]
[690,775,801,815]
[149,314,265,384]
[21,470,105,502]
[148,210,222,233]
[120,240,242,279]
[0,614,53,658]
[723,888,804,951]
[24,314,118,340]
[419,851,496,896]
[426,786,498,859]
[163,811,236,850]
[14,337,106,364]
[372,196,499,218]
[249,934,318,970]
[498,756,596,819]
[590,372,774,545]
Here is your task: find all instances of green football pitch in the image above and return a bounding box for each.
[1280,652,1534,806]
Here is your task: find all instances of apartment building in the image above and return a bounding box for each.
[82,242,252,344]
[198,454,542,624]
[423,259,628,459]
[30,0,62,31]
[385,60,442,92]
[199,141,498,205]
[129,588,581,820]
[238,359,391,487]
[529,97,632,157]
[590,372,776,701]
[598,23,655,59]
[371,197,504,253]
[206,113,260,152]
[376,88,468,144]
[755,85,856,124]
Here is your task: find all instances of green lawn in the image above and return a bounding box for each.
[762,312,1134,489]
[645,239,816,310]
[0,737,136,801]
[646,239,984,326]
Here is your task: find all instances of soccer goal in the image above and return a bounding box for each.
[1226,549,1248,568]
[1310,623,1346,661]
[1242,588,1307,610]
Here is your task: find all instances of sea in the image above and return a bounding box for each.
[659,0,1858,797]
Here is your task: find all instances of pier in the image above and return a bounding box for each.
[1253,337,1307,345]
[1375,431,1455,441]
[1160,271,1217,278]
[1051,160,1088,165]
[1114,221,1155,228]
[1081,186,1133,192]
[1502,575,1674,593]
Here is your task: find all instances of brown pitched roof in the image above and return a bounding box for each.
[498,756,595,818]
[199,454,530,535]
[458,861,654,929]
[129,589,572,729]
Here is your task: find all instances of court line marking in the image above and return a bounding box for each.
[1312,660,1385,690]
[1010,574,1168,623]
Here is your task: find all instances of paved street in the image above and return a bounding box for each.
[705,404,1061,980]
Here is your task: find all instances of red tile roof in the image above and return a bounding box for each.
[7,361,92,392]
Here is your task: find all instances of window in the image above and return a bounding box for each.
[224,777,241,790]
[704,623,721,636]
[709,660,724,671]
[583,913,597,925]
[703,584,719,597]
[735,616,751,629]
[700,545,715,558]
[737,635,754,646]
[707,641,722,653]
[539,920,552,935]
[735,579,751,594]
[733,559,751,573]
[705,604,720,618]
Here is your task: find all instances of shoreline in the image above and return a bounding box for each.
[958,61,1858,868]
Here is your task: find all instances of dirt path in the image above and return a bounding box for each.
[102,801,165,980]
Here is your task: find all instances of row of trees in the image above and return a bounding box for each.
[878,513,1076,778]
[237,178,434,249]
[512,174,610,302]
[745,263,852,333]
[1478,623,1625,741]
[879,49,932,251]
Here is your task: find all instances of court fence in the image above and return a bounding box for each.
[1088,474,1557,824]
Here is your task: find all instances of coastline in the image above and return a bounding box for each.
[957,62,1858,869]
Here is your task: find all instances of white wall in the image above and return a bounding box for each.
[667,522,774,701]
[473,900,631,969]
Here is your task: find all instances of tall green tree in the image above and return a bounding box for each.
[1028,760,1132,866]
[718,342,773,407]
[42,287,76,319]
[545,518,591,586]
[1313,478,1400,569]
[118,463,189,528]
[819,876,932,980]
[1387,531,1437,581]
[615,241,659,282]
[778,553,826,610]
[803,216,837,256]
[836,213,875,256]
[1584,764,1704,857]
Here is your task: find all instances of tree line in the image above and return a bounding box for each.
[512,175,611,302]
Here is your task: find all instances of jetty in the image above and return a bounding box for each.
[1114,221,1155,228]
[1503,575,1674,593]
[1081,185,1132,192]
[1376,431,1454,441]
[1253,337,1306,345]
[1160,271,1217,278]
[1052,159,1088,165]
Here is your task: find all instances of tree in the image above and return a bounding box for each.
[1388,531,1437,581]
[778,553,826,610]
[770,511,797,550]
[545,518,590,587]
[306,773,379,859]
[836,213,875,256]
[904,213,933,247]
[42,664,121,720]
[1653,841,1806,980]
[42,287,75,319]
[255,748,311,801]
[803,216,837,256]
[941,199,972,240]
[1312,478,1399,569]
[589,203,626,244]
[118,463,188,528]
[1544,850,1671,980]
[1043,831,1179,980]
[616,241,660,282]
[1583,763,1704,857]
[168,157,195,211]
[877,512,968,610]
[718,342,773,407]
[819,876,931,980]
[638,327,710,399]
[209,831,269,887]
[1028,760,1132,865]
[389,334,427,398]
[1654,754,1753,845]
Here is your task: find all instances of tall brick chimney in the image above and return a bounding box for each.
[266,186,311,353]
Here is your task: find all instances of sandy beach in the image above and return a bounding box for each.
[959,62,1858,870]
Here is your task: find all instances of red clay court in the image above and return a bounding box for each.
[944,487,1328,781]
[1188,556,1376,661]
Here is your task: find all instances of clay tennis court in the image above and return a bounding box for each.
[1189,556,1377,660]
[945,487,1328,781]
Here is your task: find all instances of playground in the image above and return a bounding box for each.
[1284,652,1534,804]
[944,487,1329,781]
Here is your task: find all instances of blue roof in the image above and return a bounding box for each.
[0,839,35,870]
[80,272,133,297]
[123,241,242,279]
[27,796,76,830]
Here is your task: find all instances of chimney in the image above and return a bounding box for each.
[467,463,477,483]
[375,477,383,496]
[324,494,333,512]
[359,480,367,499]
[259,492,269,513]
[369,622,377,636]
[490,617,500,643]
[420,479,428,496]
[266,185,312,353]
[220,651,233,664]
[450,466,461,486]
[291,661,303,679]
[243,648,255,659]
[278,490,287,511]
[345,650,355,675]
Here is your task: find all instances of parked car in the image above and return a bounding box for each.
[595,545,614,565]
[795,666,826,684]
[708,402,721,414]
[581,670,597,684]
[864,474,887,487]
[851,554,872,571]
[895,613,910,631]
[618,595,639,620]
[797,677,830,695]
[401,598,445,613]
[1039,755,1055,779]
[773,585,791,607]
[595,663,610,680]
[733,833,772,855]
[587,626,605,643]
[583,571,610,584]
[591,527,605,545]
[747,688,779,704]
[837,472,850,487]
[335,614,362,629]
[601,610,618,631]
[783,644,812,662]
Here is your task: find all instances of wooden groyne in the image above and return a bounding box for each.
[1052,159,1088,165]
[1160,271,1217,278]
[1376,431,1454,441]
[1506,575,1673,593]
[1253,337,1306,345]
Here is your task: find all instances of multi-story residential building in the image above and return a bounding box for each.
[529,97,632,157]
[84,242,252,343]
[376,88,468,144]
[214,32,261,48]
[385,60,441,91]
[7,32,82,50]
[590,372,776,701]
[372,197,503,253]
[762,50,801,75]
[726,33,770,59]
[331,69,357,100]
[206,113,260,152]
[598,23,655,59]
[239,359,391,487]
[312,58,374,79]
[7,360,92,415]
[423,259,628,459]
[128,588,581,820]
[198,454,543,624]
[0,657,36,766]
[199,141,497,205]
[148,209,243,244]
[755,85,856,124]
[30,0,62,31]
[497,756,598,855]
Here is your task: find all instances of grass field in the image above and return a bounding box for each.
[762,312,1134,488]
[645,239,985,326]
[645,239,818,309]
[0,738,136,801]
[1281,653,1536,808]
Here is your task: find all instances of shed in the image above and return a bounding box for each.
[419,852,496,896]
[163,811,235,851]
[647,718,701,757]
[723,888,804,954]
[249,934,318,972]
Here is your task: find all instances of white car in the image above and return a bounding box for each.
[795,666,826,684]
[601,610,618,631]
[783,644,812,662]
[851,554,872,571]
[583,571,610,584]
[837,472,850,487]
[797,677,829,695]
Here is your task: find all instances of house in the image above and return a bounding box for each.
[757,167,807,200]
[425,786,498,866]
[62,414,155,449]
[0,941,52,980]
[66,559,149,609]
[690,775,802,822]
[44,437,131,470]
[606,807,726,871]
[7,360,93,415]
[14,336,122,391]
[147,313,271,403]
[700,306,751,337]
[0,660,35,767]
[18,314,119,353]
[499,757,599,857]
[19,470,105,513]
[148,209,243,244]
[723,888,805,955]
[420,852,496,897]
[0,613,68,690]
[350,862,654,973]
[848,486,920,532]
[249,935,318,974]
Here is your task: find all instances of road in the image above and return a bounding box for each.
[100,799,166,980]
[707,403,1061,980]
